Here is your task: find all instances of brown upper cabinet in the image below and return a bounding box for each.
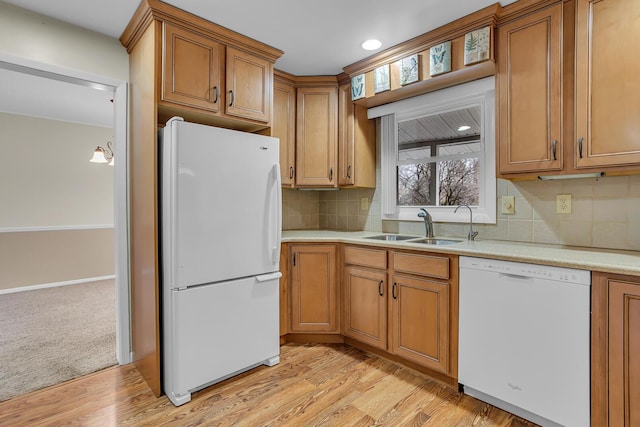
[338,82,376,188]
[497,3,563,174]
[575,0,640,169]
[162,27,273,125]
[163,22,222,114]
[295,84,338,187]
[272,71,296,187]
[498,0,640,178]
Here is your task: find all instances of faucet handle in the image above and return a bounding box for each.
[469,231,479,241]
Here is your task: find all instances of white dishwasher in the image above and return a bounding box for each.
[458,256,590,427]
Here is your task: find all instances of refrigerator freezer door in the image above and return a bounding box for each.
[162,118,281,289]
[164,274,280,406]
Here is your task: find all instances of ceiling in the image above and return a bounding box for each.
[0,0,516,127]
[3,0,516,76]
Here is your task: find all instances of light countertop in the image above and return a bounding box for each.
[282,230,640,276]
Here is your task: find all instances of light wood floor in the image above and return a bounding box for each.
[0,343,538,426]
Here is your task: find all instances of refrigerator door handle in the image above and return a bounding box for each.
[271,163,282,264]
[256,272,283,282]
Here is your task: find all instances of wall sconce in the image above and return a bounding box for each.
[90,141,114,166]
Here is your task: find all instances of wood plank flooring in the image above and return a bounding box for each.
[0,343,538,426]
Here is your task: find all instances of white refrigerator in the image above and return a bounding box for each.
[160,117,282,406]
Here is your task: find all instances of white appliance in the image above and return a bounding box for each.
[458,256,590,427]
[160,117,282,406]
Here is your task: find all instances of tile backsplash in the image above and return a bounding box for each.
[283,174,640,252]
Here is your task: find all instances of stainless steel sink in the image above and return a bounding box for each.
[412,238,462,245]
[364,234,419,241]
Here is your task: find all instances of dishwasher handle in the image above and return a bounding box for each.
[499,272,534,281]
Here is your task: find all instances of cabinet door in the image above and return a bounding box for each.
[608,279,640,427]
[338,84,376,187]
[390,274,449,373]
[162,22,221,113]
[343,266,387,349]
[226,47,272,123]
[497,4,563,174]
[290,245,338,332]
[273,78,296,187]
[575,0,640,168]
[296,87,338,186]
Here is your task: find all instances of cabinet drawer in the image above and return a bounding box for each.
[344,246,387,269]
[392,252,449,279]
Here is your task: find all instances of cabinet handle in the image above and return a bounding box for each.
[392,282,397,299]
[552,140,557,161]
[292,253,296,266]
[378,280,384,296]
[578,137,584,158]
[212,86,218,104]
[289,166,294,180]
[229,90,234,107]
[329,167,333,182]
[347,164,352,179]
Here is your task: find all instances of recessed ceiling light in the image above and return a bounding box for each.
[361,39,382,51]
[457,125,471,131]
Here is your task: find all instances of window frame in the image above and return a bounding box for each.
[371,77,496,224]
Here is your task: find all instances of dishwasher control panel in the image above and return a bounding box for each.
[459,256,591,285]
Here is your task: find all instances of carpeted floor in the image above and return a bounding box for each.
[0,280,117,401]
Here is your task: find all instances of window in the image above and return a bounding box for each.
[370,77,495,223]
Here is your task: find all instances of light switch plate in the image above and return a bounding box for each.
[556,194,572,214]
[501,196,515,215]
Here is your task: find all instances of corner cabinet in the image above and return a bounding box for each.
[592,272,640,427]
[290,244,339,333]
[575,0,640,169]
[497,3,563,174]
[295,85,338,187]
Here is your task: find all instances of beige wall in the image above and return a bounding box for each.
[0,113,115,289]
[0,1,128,81]
[0,113,114,228]
[0,229,114,290]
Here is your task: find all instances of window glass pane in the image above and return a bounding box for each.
[397,163,434,206]
[437,141,481,156]
[438,158,480,206]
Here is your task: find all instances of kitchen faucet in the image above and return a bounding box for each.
[417,208,434,238]
[455,204,478,240]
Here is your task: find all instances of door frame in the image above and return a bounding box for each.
[0,53,132,364]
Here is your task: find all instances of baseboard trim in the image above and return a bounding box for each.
[0,275,116,295]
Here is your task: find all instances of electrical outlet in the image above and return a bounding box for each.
[556,194,572,214]
[501,196,515,215]
[360,197,369,210]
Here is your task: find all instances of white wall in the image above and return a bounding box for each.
[0,113,114,228]
[0,1,128,81]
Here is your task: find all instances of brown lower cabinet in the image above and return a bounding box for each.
[592,272,640,427]
[340,245,458,383]
[289,244,339,333]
